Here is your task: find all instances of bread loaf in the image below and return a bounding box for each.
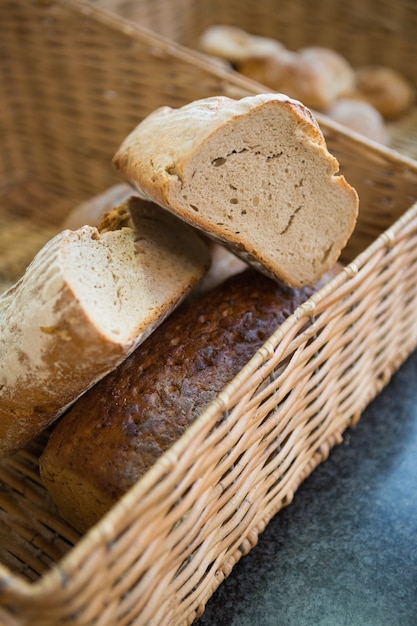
[113,94,358,288]
[0,198,209,456]
[198,24,287,64]
[63,183,248,295]
[273,46,356,110]
[40,266,340,532]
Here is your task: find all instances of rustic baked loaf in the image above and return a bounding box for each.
[0,198,209,456]
[40,265,340,533]
[113,93,358,288]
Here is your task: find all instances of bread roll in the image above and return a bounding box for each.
[355,65,415,120]
[40,266,339,532]
[0,198,209,456]
[198,24,286,64]
[199,27,355,111]
[237,48,296,90]
[199,25,295,88]
[325,98,390,145]
[62,183,136,230]
[113,93,358,288]
[278,46,356,110]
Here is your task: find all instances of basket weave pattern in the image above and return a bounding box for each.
[1,1,417,624]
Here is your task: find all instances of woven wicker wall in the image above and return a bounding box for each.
[92,0,417,85]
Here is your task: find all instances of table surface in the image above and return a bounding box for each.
[195,350,417,626]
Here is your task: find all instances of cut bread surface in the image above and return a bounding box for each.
[66,201,210,344]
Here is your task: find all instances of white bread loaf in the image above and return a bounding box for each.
[113,93,358,287]
[0,198,210,456]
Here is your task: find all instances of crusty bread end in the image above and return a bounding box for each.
[114,93,358,287]
[0,198,209,455]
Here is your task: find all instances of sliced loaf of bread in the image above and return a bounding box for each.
[113,93,358,287]
[0,198,209,455]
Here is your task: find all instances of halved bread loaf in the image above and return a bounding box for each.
[113,93,358,287]
[0,198,210,455]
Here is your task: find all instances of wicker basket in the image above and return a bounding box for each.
[1,1,417,624]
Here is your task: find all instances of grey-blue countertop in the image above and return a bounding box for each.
[196,350,417,626]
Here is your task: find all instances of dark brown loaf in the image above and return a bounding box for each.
[40,267,339,532]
